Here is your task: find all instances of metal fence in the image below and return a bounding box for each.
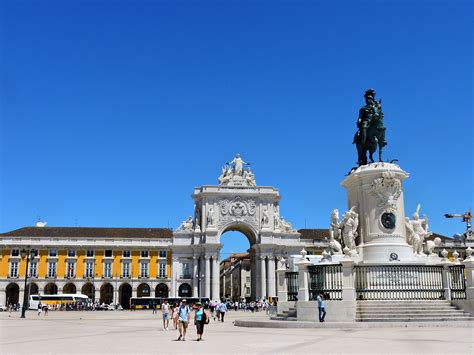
[308,264,343,300]
[449,265,467,300]
[354,265,444,300]
[285,271,299,301]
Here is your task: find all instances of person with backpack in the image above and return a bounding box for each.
[194,302,208,341]
[177,299,191,341]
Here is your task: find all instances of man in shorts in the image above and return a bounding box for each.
[177,299,190,341]
[161,299,170,331]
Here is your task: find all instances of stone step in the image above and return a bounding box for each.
[357,312,470,318]
[271,316,297,321]
[356,317,474,322]
[356,306,457,311]
[356,301,450,305]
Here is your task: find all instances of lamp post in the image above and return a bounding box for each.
[20,248,36,318]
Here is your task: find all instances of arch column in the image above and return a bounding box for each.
[192,256,199,298]
[204,256,211,298]
[211,256,219,301]
[260,256,267,299]
[171,257,178,298]
[267,256,276,298]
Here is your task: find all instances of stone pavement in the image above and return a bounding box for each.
[0,310,473,354]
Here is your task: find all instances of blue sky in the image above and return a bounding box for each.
[1,0,472,258]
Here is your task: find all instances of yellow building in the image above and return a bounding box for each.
[0,226,174,308]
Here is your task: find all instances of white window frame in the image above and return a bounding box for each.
[158,250,167,258]
[103,262,112,278]
[141,250,149,258]
[122,262,130,278]
[29,262,38,278]
[140,262,149,278]
[66,261,76,278]
[9,261,19,278]
[85,261,94,278]
[48,261,57,278]
[158,262,167,278]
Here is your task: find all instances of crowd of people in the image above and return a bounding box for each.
[156,298,277,341]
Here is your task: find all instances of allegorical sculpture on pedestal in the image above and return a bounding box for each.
[405,204,432,255]
[328,207,359,254]
[218,153,256,187]
[353,89,387,166]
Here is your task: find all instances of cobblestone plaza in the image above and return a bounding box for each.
[1,311,472,354]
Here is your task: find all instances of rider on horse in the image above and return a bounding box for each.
[353,89,387,166]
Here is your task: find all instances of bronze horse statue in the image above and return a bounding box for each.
[353,98,387,166]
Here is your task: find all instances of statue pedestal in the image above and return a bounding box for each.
[341,163,415,264]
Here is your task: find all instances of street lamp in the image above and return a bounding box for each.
[20,248,36,318]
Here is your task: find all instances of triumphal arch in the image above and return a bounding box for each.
[171,154,304,300]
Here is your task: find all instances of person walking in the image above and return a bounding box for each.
[316,292,326,322]
[194,302,207,341]
[37,302,42,316]
[218,301,227,322]
[162,299,170,331]
[177,299,191,341]
[152,301,157,314]
[172,303,179,330]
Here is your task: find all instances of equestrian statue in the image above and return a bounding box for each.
[353,89,387,166]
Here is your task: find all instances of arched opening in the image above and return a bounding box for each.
[137,283,150,298]
[220,229,253,301]
[44,283,58,295]
[178,283,192,298]
[81,283,95,301]
[5,283,19,306]
[155,283,169,298]
[100,283,113,304]
[63,283,76,294]
[29,283,39,295]
[119,283,132,309]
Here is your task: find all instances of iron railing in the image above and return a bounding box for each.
[285,271,298,301]
[308,264,343,300]
[354,265,444,300]
[449,265,466,300]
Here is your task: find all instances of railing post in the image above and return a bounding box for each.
[441,261,453,301]
[276,268,288,302]
[463,250,474,301]
[297,250,312,302]
[340,258,356,301]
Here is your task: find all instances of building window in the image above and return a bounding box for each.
[11,249,19,257]
[141,250,149,258]
[140,262,149,278]
[123,250,131,258]
[48,262,57,278]
[122,262,130,278]
[158,250,167,258]
[182,263,190,278]
[104,250,113,258]
[9,261,19,277]
[31,249,38,257]
[49,249,57,257]
[85,261,94,278]
[86,250,94,257]
[29,262,38,277]
[67,249,76,257]
[66,261,75,278]
[158,262,166,278]
[104,262,112,278]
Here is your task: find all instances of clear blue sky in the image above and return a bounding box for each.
[1,0,472,258]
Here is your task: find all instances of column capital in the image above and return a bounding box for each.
[204,255,211,260]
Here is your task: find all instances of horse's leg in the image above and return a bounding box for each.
[369,148,375,163]
[378,143,383,162]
